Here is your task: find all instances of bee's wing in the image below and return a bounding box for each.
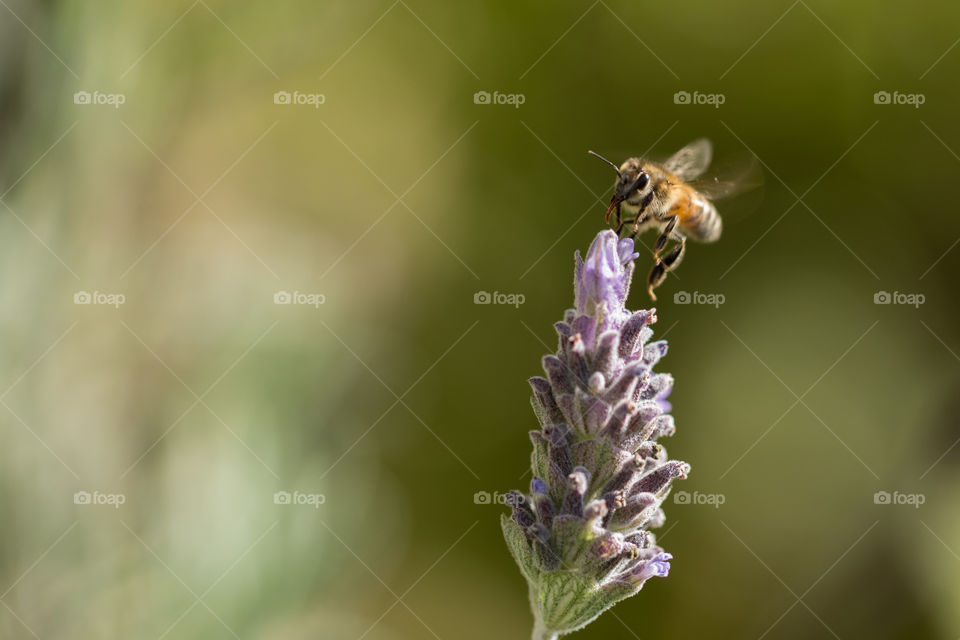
[688,155,763,201]
[688,177,759,201]
[663,138,713,181]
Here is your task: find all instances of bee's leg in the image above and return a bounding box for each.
[647,238,685,300]
[633,192,655,234]
[662,238,685,270]
[614,205,625,235]
[653,216,679,258]
[627,212,649,236]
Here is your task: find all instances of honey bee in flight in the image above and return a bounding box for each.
[589,139,755,300]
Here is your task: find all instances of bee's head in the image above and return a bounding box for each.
[589,151,651,224]
[614,158,651,205]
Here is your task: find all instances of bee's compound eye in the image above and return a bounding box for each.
[635,172,649,191]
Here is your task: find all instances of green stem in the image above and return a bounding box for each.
[532,618,558,640]
[529,582,558,639]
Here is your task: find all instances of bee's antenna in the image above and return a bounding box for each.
[588,150,621,178]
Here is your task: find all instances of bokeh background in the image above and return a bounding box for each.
[0,1,958,638]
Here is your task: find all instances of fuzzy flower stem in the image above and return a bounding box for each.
[531,585,559,640]
[533,618,559,640]
[502,230,690,638]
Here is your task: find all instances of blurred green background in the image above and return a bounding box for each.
[1,1,958,638]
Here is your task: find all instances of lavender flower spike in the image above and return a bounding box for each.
[502,230,689,639]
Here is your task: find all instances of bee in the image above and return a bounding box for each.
[590,139,754,300]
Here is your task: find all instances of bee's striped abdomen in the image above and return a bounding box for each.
[681,196,722,243]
